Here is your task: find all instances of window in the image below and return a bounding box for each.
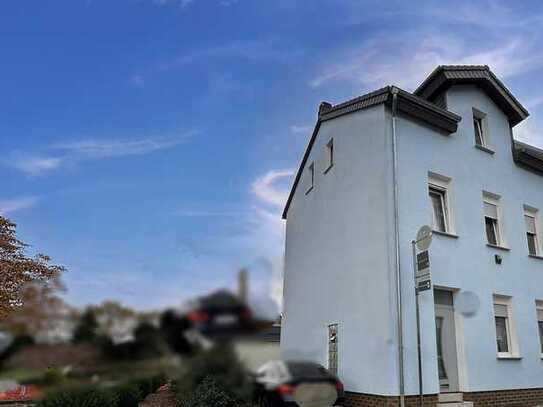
[324,139,334,172]
[306,162,314,193]
[429,186,448,232]
[428,173,455,234]
[483,193,504,247]
[473,108,488,148]
[328,324,338,376]
[493,296,519,358]
[524,207,540,256]
[536,302,543,356]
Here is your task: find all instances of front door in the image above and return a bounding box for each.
[434,290,459,393]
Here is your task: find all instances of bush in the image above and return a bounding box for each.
[176,344,252,405]
[37,373,167,407]
[37,387,117,407]
[184,376,236,407]
[112,382,142,407]
[43,367,66,386]
[0,334,34,366]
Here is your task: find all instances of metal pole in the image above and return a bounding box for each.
[391,88,405,407]
[412,240,423,407]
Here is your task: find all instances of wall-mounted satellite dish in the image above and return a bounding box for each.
[456,291,480,317]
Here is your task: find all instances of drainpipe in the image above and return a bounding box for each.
[391,87,405,407]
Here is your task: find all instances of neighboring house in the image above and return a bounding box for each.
[281,65,543,406]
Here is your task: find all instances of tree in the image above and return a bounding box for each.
[72,308,99,343]
[0,216,65,319]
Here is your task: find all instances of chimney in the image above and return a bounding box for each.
[318,101,333,117]
[238,268,248,305]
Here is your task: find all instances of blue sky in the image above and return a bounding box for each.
[1,0,543,316]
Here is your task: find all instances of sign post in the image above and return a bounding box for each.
[413,226,432,407]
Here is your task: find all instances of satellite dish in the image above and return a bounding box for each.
[456,291,480,317]
[416,225,433,251]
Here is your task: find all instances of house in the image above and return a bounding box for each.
[280,65,543,406]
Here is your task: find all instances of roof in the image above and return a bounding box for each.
[414,65,529,126]
[513,140,543,174]
[281,86,461,219]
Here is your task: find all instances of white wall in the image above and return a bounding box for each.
[396,85,543,394]
[281,105,401,395]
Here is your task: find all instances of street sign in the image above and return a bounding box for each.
[415,250,431,292]
[416,225,433,251]
[416,250,430,271]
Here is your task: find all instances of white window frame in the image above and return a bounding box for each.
[483,192,506,248]
[524,205,541,257]
[493,295,519,359]
[324,138,334,173]
[536,301,543,358]
[473,108,489,148]
[428,172,454,234]
[306,162,315,194]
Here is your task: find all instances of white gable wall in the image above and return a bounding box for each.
[281,104,401,395]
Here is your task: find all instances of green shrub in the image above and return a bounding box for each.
[112,382,142,407]
[43,367,66,386]
[176,344,252,405]
[36,373,167,407]
[37,387,117,407]
[184,376,236,407]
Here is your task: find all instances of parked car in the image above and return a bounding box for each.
[253,360,344,407]
[186,290,253,336]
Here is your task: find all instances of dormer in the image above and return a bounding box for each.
[414,65,529,127]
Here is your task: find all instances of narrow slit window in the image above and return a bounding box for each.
[328,324,338,376]
[325,139,334,172]
[306,162,315,193]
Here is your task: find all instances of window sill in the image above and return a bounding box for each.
[497,355,522,360]
[529,254,543,261]
[305,186,314,195]
[323,164,333,175]
[486,244,510,252]
[433,230,459,239]
[475,144,495,155]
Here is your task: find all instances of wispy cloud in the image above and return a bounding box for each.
[0,196,39,216]
[251,169,294,208]
[5,132,195,177]
[290,125,312,135]
[310,2,543,91]
[151,0,237,8]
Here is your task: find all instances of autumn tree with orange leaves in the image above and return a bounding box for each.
[0,216,65,319]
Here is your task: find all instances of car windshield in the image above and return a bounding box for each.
[286,362,331,380]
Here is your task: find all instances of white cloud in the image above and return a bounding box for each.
[6,132,195,176]
[248,169,294,312]
[6,154,63,177]
[0,196,39,216]
[251,169,294,208]
[310,2,543,92]
[129,74,144,86]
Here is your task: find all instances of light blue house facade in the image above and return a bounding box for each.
[281,66,543,406]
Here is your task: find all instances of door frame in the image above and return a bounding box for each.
[433,287,468,393]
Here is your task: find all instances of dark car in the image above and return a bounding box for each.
[186,289,253,336]
[253,360,344,407]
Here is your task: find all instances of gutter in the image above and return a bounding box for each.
[391,87,405,407]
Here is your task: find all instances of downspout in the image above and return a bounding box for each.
[391,87,405,407]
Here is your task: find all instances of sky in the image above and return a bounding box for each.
[1,0,543,317]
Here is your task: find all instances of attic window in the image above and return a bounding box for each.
[324,139,334,173]
[306,162,315,194]
[473,108,490,150]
